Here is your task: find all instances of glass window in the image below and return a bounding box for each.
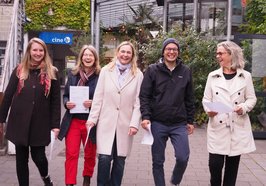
[235,34,266,133]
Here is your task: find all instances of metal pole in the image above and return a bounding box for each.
[91,0,95,45]
[182,3,186,31]
[227,0,232,41]
[95,3,100,54]
[163,0,168,33]
[193,0,198,30]
[213,7,216,36]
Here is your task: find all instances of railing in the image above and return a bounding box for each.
[0,0,21,92]
[0,0,22,154]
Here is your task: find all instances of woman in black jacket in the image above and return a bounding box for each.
[58,45,101,186]
[0,37,61,186]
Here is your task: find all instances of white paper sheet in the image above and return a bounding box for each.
[141,124,154,145]
[203,102,233,114]
[84,126,92,148]
[70,86,89,114]
[49,131,55,161]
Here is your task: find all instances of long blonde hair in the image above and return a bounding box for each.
[19,37,57,80]
[71,45,101,75]
[108,41,138,76]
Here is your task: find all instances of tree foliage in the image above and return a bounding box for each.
[123,4,161,71]
[24,0,90,31]
[240,0,266,34]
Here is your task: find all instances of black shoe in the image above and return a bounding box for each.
[42,175,53,186]
[83,176,91,186]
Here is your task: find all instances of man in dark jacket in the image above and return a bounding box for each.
[140,38,195,186]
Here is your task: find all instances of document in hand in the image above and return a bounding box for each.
[70,86,89,114]
[203,102,233,114]
[49,131,55,161]
[141,124,154,145]
[84,126,92,148]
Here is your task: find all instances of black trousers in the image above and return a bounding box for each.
[15,145,48,186]
[209,153,241,186]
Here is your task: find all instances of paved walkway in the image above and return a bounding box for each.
[0,125,266,186]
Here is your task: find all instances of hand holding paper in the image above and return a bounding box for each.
[70,86,89,114]
[141,124,154,145]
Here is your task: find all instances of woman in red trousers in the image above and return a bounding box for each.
[58,45,101,186]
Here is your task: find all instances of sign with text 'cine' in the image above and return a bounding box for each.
[39,32,73,45]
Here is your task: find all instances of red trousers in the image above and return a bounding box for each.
[65,118,96,184]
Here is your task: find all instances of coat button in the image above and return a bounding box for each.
[118,91,120,94]
[238,92,241,95]
[117,107,119,110]
[32,101,35,104]
[33,85,36,88]
[235,102,238,104]
[216,92,218,95]
[219,120,222,123]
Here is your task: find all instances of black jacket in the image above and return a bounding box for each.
[140,58,195,125]
[0,67,61,146]
[58,71,99,143]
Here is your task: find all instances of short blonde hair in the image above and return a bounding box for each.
[217,41,245,70]
[72,45,101,75]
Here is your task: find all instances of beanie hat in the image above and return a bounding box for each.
[162,38,179,56]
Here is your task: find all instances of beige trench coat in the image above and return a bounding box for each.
[87,64,143,157]
[202,68,257,156]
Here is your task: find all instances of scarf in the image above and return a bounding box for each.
[115,60,131,75]
[77,68,95,86]
[16,62,51,97]
[115,60,131,87]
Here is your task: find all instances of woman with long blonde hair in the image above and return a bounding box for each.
[86,41,143,186]
[0,37,61,186]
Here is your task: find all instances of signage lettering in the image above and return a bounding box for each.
[39,32,73,45]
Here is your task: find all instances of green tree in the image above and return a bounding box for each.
[123,4,161,70]
[24,0,90,31]
[240,0,266,34]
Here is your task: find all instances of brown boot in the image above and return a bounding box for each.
[83,176,91,186]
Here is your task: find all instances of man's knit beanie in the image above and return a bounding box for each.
[161,38,180,56]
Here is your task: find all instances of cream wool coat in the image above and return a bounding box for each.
[202,68,257,156]
[87,64,143,157]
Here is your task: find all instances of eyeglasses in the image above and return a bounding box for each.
[216,52,227,56]
[165,48,178,52]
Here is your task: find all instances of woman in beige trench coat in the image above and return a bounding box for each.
[86,41,143,186]
[202,41,257,186]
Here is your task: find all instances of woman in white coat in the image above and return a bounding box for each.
[202,41,257,186]
[86,41,143,186]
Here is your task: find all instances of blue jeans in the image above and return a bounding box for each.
[151,121,190,186]
[97,137,126,186]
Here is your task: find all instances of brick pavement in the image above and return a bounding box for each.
[0,126,266,186]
